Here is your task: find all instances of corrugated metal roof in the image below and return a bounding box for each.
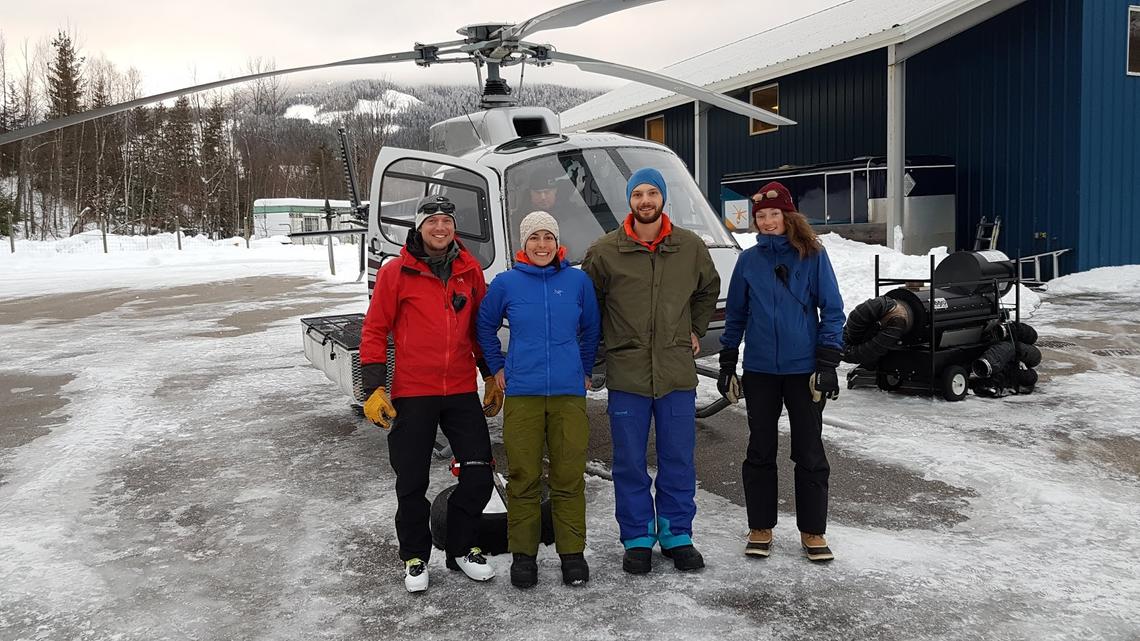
[561,0,989,130]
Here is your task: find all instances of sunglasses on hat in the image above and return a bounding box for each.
[754,189,780,202]
[419,201,456,215]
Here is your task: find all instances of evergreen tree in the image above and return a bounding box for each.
[163,95,196,225]
[0,80,24,177]
[87,74,123,229]
[198,98,232,235]
[44,30,85,236]
[46,31,83,121]
[0,189,18,237]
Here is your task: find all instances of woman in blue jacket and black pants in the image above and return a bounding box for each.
[476,211,601,589]
[718,181,846,563]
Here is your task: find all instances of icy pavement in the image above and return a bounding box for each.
[1,244,1139,640]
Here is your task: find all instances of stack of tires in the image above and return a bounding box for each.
[969,321,1041,397]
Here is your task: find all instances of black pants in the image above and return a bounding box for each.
[741,372,830,534]
[388,393,493,562]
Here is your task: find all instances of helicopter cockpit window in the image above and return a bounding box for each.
[505,147,736,264]
[377,158,495,268]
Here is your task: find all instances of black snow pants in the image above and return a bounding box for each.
[388,393,493,562]
[741,372,830,535]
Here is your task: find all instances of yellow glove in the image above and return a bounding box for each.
[482,376,504,417]
[363,387,397,429]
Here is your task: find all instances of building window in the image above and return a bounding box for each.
[644,115,665,144]
[1130,7,1140,76]
[749,84,780,135]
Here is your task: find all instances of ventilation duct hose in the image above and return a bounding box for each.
[842,296,911,367]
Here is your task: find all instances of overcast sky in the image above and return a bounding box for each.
[2,0,847,96]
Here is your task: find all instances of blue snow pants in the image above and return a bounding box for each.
[607,389,698,550]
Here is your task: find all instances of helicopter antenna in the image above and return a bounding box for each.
[461,107,488,148]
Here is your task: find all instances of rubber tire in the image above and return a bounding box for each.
[429,483,555,554]
[876,370,903,391]
[940,365,969,402]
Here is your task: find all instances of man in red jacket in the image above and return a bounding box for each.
[359,195,505,593]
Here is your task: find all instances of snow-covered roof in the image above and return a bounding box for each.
[561,0,1005,130]
[251,197,367,212]
[252,198,359,209]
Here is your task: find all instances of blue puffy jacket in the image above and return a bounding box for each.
[720,234,845,375]
[477,259,601,397]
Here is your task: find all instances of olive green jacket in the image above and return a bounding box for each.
[581,224,720,398]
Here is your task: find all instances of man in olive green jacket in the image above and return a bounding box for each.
[581,167,720,574]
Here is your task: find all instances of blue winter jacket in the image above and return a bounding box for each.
[476,259,602,397]
[720,234,845,375]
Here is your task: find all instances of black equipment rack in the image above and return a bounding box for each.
[848,253,1022,401]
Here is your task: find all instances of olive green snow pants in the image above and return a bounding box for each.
[503,395,589,555]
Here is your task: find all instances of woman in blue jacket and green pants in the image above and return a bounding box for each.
[718,181,846,563]
[476,211,601,589]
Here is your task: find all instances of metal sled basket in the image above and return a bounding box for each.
[301,314,368,403]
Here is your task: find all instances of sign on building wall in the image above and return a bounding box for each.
[723,199,751,231]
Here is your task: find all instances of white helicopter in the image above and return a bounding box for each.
[0,0,795,417]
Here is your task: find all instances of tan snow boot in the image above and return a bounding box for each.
[745,529,773,557]
[801,532,835,562]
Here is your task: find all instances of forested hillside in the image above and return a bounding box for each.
[0,30,602,239]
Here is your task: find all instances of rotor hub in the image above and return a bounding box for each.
[457,23,514,41]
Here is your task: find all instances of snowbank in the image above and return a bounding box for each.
[1042,264,1140,295]
[732,232,1042,315]
[0,232,360,297]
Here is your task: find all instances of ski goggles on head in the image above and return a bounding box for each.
[418,201,456,215]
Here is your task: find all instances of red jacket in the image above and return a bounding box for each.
[360,244,487,399]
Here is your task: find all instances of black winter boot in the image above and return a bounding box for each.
[560,553,590,586]
[510,553,538,589]
[661,544,705,571]
[622,547,653,574]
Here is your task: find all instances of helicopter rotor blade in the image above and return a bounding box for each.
[502,0,666,41]
[0,50,422,147]
[543,50,796,127]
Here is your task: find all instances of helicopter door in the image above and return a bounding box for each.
[366,148,505,297]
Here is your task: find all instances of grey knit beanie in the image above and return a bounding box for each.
[413,195,456,230]
[519,211,559,245]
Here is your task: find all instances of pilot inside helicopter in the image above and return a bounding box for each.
[508,162,614,264]
[505,149,735,266]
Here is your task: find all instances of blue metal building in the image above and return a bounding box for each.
[562,0,1140,273]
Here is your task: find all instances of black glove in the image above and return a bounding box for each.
[809,346,842,402]
[717,348,742,404]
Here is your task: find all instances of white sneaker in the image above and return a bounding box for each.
[449,547,495,582]
[404,558,429,593]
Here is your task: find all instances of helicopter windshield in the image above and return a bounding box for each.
[505,147,736,264]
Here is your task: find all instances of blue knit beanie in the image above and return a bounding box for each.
[626,168,668,207]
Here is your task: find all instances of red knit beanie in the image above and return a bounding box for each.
[752,181,796,214]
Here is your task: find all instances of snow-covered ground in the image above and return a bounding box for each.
[0,233,361,297]
[1,235,1138,640]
